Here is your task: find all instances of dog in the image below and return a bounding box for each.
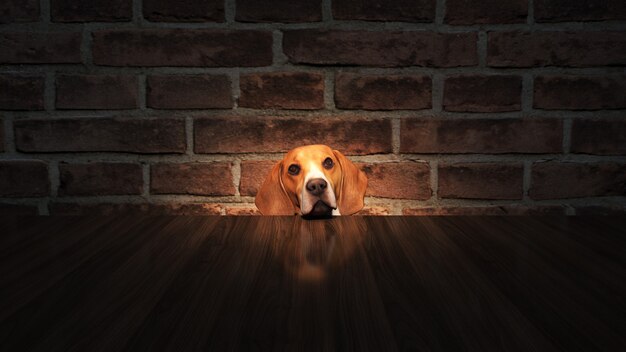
[255,145,368,216]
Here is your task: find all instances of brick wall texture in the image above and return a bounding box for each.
[1,0,625,216]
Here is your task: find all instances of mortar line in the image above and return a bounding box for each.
[225,0,236,23]
[49,160,60,198]
[563,118,573,154]
[142,163,151,198]
[435,0,446,26]
[322,0,333,22]
[45,71,55,112]
[232,159,241,197]
[324,70,336,110]
[391,118,401,155]
[185,116,194,156]
[522,160,531,201]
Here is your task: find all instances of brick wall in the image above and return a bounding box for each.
[1,0,625,216]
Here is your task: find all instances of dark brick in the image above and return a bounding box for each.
[439,163,523,200]
[571,119,626,155]
[0,75,44,110]
[530,162,626,200]
[15,118,185,153]
[50,202,222,215]
[575,205,626,216]
[240,160,275,196]
[400,118,562,154]
[488,31,626,68]
[403,205,565,215]
[239,72,324,110]
[359,162,431,199]
[56,75,138,110]
[0,0,39,23]
[0,160,49,197]
[535,0,626,22]
[236,0,321,22]
[151,162,235,196]
[283,30,477,67]
[147,75,232,109]
[93,29,272,67]
[194,117,392,155]
[335,73,431,110]
[534,75,626,110]
[332,0,435,22]
[444,75,522,112]
[51,0,131,22]
[446,0,527,24]
[0,204,39,215]
[59,163,143,196]
[144,0,224,22]
[0,32,81,64]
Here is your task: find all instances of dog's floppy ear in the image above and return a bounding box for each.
[333,150,368,215]
[255,161,296,215]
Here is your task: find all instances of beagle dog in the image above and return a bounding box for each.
[255,145,368,216]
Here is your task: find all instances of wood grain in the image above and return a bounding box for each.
[0,215,624,351]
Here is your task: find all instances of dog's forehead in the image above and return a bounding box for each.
[285,145,334,163]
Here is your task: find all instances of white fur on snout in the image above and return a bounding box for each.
[300,162,338,215]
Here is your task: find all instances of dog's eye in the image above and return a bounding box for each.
[287,164,300,175]
[323,157,334,170]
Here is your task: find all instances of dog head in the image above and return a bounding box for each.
[255,145,368,216]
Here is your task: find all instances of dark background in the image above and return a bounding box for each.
[0,0,625,215]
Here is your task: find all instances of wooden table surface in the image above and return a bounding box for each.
[1,215,625,351]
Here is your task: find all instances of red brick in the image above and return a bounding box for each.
[444,75,522,112]
[0,32,81,64]
[93,29,272,67]
[14,118,185,153]
[194,117,392,155]
[147,75,232,109]
[332,0,435,22]
[446,0,527,24]
[0,0,39,23]
[0,160,49,197]
[0,204,39,215]
[225,206,261,215]
[400,118,562,154]
[335,73,431,110]
[488,31,626,68]
[575,205,626,216]
[51,0,131,22]
[283,30,477,67]
[151,162,235,196]
[355,206,391,215]
[535,0,626,22]
[0,75,44,110]
[240,160,275,196]
[530,162,626,200]
[144,0,224,22]
[239,72,324,110]
[571,119,626,155]
[49,203,222,215]
[403,205,565,215]
[534,75,626,110]
[236,0,321,22]
[56,75,138,110]
[359,162,431,199]
[59,163,143,196]
[439,163,523,200]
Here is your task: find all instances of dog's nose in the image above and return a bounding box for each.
[306,178,327,196]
